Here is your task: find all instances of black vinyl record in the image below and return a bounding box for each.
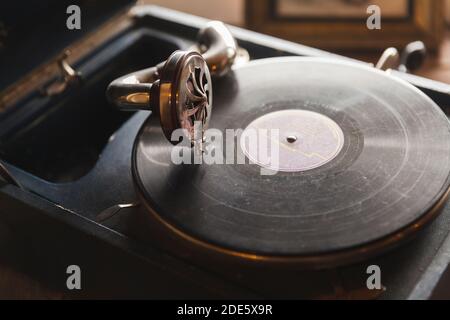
[132,57,450,265]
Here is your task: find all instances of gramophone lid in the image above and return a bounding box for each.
[0,0,135,95]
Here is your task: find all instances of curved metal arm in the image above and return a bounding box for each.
[106,21,237,111]
[106,65,162,111]
[196,21,237,77]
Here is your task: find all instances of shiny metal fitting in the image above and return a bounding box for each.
[106,21,238,145]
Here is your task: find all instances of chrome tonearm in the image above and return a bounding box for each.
[106,21,238,145]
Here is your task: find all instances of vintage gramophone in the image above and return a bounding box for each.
[1,1,450,299]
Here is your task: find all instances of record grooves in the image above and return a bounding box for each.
[132,58,450,268]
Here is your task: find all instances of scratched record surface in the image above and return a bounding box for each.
[133,57,450,266]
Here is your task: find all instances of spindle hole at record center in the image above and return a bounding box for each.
[132,57,450,262]
[240,109,345,172]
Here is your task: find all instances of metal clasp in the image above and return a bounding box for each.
[375,41,426,72]
[41,50,82,96]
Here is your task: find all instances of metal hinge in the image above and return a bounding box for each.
[40,50,82,96]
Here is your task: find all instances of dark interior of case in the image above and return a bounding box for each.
[0,0,132,91]
[0,30,181,182]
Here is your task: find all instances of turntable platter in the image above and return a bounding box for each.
[132,58,450,266]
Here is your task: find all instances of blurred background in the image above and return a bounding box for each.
[139,0,245,25]
[140,0,450,83]
[141,0,450,28]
